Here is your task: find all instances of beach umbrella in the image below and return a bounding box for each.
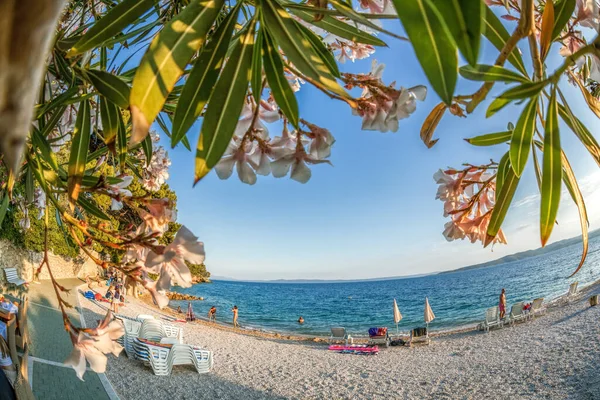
[424,297,435,330]
[393,298,402,334]
[186,302,196,322]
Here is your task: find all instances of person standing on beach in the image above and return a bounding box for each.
[208,306,216,321]
[499,288,507,319]
[232,306,239,328]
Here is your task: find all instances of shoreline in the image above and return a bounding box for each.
[133,278,600,343]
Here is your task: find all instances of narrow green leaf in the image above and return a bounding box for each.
[100,97,119,153]
[130,0,224,145]
[496,151,510,195]
[39,105,67,138]
[83,69,131,109]
[552,0,576,40]
[465,130,512,146]
[0,194,9,227]
[67,99,91,205]
[392,0,457,104]
[561,151,588,276]
[509,97,538,176]
[252,28,264,104]
[25,166,34,203]
[261,0,347,98]
[142,133,153,167]
[483,6,528,76]
[194,20,256,183]
[78,196,110,221]
[532,142,542,190]
[499,80,547,100]
[171,4,239,147]
[328,0,405,41]
[263,29,299,128]
[68,0,158,56]
[540,89,561,246]
[296,22,341,79]
[117,111,127,172]
[486,97,512,117]
[31,129,60,172]
[459,64,529,83]
[54,51,75,86]
[430,0,483,66]
[487,156,521,244]
[290,10,387,46]
[557,90,600,167]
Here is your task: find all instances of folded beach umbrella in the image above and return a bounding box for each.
[393,298,402,334]
[424,297,435,328]
[186,302,196,322]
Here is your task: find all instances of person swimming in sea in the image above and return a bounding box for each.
[208,306,216,321]
[298,316,304,324]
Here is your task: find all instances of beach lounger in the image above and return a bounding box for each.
[480,306,503,332]
[368,327,390,347]
[328,327,353,345]
[408,327,430,346]
[530,298,546,318]
[509,302,527,326]
[561,282,579,304]
[3,268,26,287]
[143,341,213,376]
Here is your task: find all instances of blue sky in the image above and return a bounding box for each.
[150,15,600,280]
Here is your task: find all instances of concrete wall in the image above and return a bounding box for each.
[0,240,100,285]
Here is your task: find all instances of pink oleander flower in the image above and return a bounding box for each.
[64,311,124,380]
[107,175,133,211]
[142,279,169,309]
[215,137,260,185]
[576,0,599,29]
[139,132,171,192]
[34,187,46,219]
[145,226,206,293]
[142,198,178,232]
[302,120,336,160]
[235,99,280,139]
[559,33,585,57]
[359,0,395,14]
[434,169,464,202]
[271,145,331,184]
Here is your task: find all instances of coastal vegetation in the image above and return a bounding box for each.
[0,0,599,381]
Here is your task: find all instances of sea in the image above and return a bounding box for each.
[171,235,600,336]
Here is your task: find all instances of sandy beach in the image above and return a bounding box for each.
[78,283,600,400]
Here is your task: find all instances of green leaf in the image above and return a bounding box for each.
[465,130,512,146]
[486,97,511,117]
[117,110,128,172]
[67,0,158,56]
[486,156,521,245]
[25,166,34,203]
[328,0,405,41]
[509,97,538,177]
[540,89,561,246]
[296,22,340,79]
[552,0,576,40]
[496,151,510,194]
[263,29,299,128]
[561,151,588,276]
[430,0,483,66]
[83,69,131,109]
[67,99,91,205]
[459,64,529,83]
[78,196,110,221]
[252,27,264,104]
[54,51,76,86]
[31,129,60,172]
[0,193,9,227]
[483,6,528,76]
[171,4,239,147]
[499,80,547,100]
[130,0,224,145]
[557,90,600,167]
[532,141,542,190]
[194,20,256,184]
[261,0,347,98]
[99,97,119,152]
[290,10,387,46]
[142,133,153,167]
[392,0,457,104]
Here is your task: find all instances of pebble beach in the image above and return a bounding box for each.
[77,282,600,400]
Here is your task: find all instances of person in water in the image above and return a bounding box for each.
[232,306,239,328]
[208,306,216,321]
[177,306,182,314]
[499,288,507,319]
[298,316,304,324]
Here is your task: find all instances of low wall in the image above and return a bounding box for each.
[0,240,100,284]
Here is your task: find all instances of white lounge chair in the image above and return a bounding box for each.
[124,318,184,359]
[3,268,26,287]
[480,306,503,332]
[144,342,213,376]
[508,302,527,326]
[561,282,579,304]
[530,298,546,318]
[328,327,353,345]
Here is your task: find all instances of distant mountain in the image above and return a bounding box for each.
[211,273,432,284]
[439,229,600,275]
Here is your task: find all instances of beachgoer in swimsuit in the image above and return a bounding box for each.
[298,316,304,324]
[499,288,507,319]
[232,306,239,328]
[208,306,216,321]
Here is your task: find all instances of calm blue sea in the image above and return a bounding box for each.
[172,236,600,336]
